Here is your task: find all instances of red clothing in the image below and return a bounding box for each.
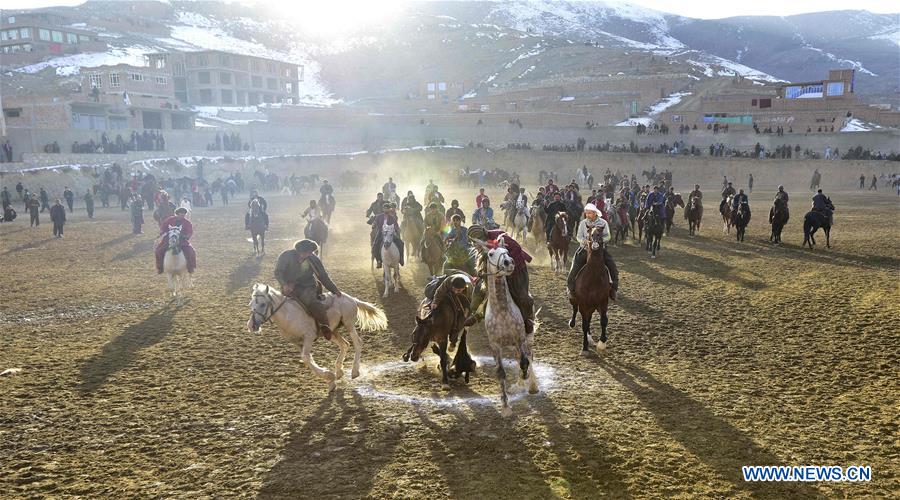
[159,215,193,237]
[476,194,488,209]
[486,230,531,271]
[156,215,196,273]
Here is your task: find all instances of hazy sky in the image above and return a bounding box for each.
[1,0,898,20]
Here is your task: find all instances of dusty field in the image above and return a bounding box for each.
[0,181,897,499]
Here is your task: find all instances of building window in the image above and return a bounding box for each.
[6,29,17,40]
[219,71,232,84]
[199,89,212,104]
[90,74,102,88]
[248,92,258,104]
[129,72,144,82]
[109,72,120,88]
[438,82,447,91]
[39,29,50,41]
[220,89,234,104]
[20,28,30,39]
[235,73,247,87]
[198,71,210,84]
[51,31,63,43]
[759,98,772,108]
[266,62,276,73]
[156,75,168,85]
[197,55,208,67]
[427,82,435,92]
[173,62,185,77]
[4,108,22,118]
[252,76,262,88]
[266,77,276,90]
[66,32,77,44]
[153,58,166,69]
[285,82,293,93]
[7,17,15,24]
[827,82,844,96]
[79,35,89,42]
[219,54,230,66]
[251,59,260,72]
[751,99,757,106]
[283,67,291,78]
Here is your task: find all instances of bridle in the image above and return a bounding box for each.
[251,285,287,328]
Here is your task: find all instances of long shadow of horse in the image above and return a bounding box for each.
[379,287,420,352]
[601,359,825,499]
[660,247,768,291]
[78,305,175,394]
[226,254,263,294]
[2,236,57,256]
[97,233,137,250]
[111,237,156,262]
[258,390,402,499]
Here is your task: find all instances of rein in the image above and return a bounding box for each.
[253,289,288,326]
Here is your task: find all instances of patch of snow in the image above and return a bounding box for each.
[616,117,653,126]
[560,96,575,102]
[840,118,881,132]
[647,91,691,115]
[15,45,156,76]
[797,92,823,99]
[802,46,878,77]
[868,29,900,47]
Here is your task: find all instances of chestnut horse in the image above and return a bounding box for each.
[720,195,734,234]
[769,199,788,244]
[402,292,475,389]
[548,212,570,273]
[686,197,703,236]
[568,226,611,354]
[664,193,684,235]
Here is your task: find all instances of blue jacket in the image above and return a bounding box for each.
[812,193,829,211]
[732,193,748,209]
[645,191,665,209]
[472,207,494,224]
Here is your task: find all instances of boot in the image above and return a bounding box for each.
[464,315,478,327]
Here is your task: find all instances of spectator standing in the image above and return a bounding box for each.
[748,174,754,193]
[26,195,40,226]
[50,199,66,237]
[130,194,145,234]
[84,189,95,219]
[63,186,75,212]
[39,187,50,213]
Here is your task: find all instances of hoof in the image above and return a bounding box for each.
[335,370,344,380]
[597,341,607,353]
[441,383,451,391]
[500,407,514,418]
[327,381,337,393]
[351,369,360,379]
[650,255,656,259]
[528,384,539,395]
[568,319,576,328]
[580,350,591,357]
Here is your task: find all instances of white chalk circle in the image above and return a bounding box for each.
[353,355,557,408]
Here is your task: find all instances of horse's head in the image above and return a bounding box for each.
[674,194,684,208]
[555,212,569,235]
[407,316,434,362]
[382,223,395,246]
[167,224,182,246]
[486,244,515,277]
[247,284,274,333]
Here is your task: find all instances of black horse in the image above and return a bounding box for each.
[768,200,789,244]
[802,210,832,249]
[402,292,475,388]
[734,202,751,242]
[644,211,663,258]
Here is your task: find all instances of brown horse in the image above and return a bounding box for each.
[529,204,546,248]
[686,197,703,236]
[568,226,611,355]
[421,225,444,278]
[548,212,570,273]
[247,200,268,256]
[664,193,684,235]
[402,293,475,388]
[720,195,734,234]
[769,199,788,244]
[305,218,329,258]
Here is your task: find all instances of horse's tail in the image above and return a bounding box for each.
[803,213,814,240]
[352,296,388,332]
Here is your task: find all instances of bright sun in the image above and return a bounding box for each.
[275,0,408,38]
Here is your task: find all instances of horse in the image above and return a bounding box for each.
[402,294,476,389]
[247,199,267,256]
[734,202,751,242]
[319,193,335,224]
[664,194,684,235]
[528,204,546,247]
[380,223,402,297]
[769,200,788,244]
[247,284,388,392]
[512,205,528,241]
[610,203,629,245]
[644,211,663,258]
[421,225,444,278]
[686,197,703,236]
[720,196,734,234]
[802,210,832,249]
[305,218,329,259]
[401,211,425,261]
[470,237,539,417]
[569,226,611,355]
[628,202,640,240]
[548,212,570,273]
[565,199,582,235]
[163,224,192,304]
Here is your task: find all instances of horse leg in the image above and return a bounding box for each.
[301,332,336,392]
[825,227,831,248]
[393,265,401,292]
[568,303,578,328]
[260,232,265,255]
[382,263,391,298]
[493,347,512,417]
[331,331,350,381]
[437,339,451,390]
[598,306,609,353]
[581,309,594,356]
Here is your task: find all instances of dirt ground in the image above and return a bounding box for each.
[1,179,897,499]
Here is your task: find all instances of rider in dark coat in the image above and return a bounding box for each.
[248,190,267,212]
[544,192,567,242]
[372,203,404,268]
[274,239,341,339]
[812,189,834,225]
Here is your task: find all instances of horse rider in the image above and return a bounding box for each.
[689,184,702,203]
[720,182,736,214]
[429,185,445,207]
[424,202,444,233]
[544,191,567,243]
[245,198,269,230]
[731,188,750,222]
[249,190,268,212]
[545,178,559,195]
[812,189,834,225]
[366,192,385,225]
[444,214,474,274]
[445,199,465,224]
[475,188,488,209]
[155,207,196,275]
[471,197,495,227]
[422,273,474,343]
[516,187,529,220]
[465,224,535,333]
[567,203,618,300]
[644,185,666,220]
[382,177,397,197]
[319,179,334,206]
[301,199,323,235]
[372,202,404,269]
[774,185,790,217]
[274,239,342,340]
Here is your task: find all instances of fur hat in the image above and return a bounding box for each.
[294,239,319,253]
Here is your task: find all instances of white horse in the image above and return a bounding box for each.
[512,204,528,241]
[246,284,388,392]
[163,224,192,304]
[380,223,401,297]
[472,236,539,417]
